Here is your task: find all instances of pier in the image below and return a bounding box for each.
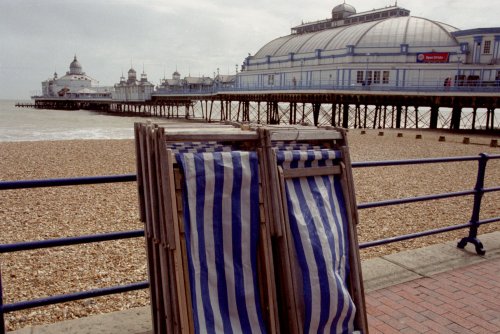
[30,88,499,131]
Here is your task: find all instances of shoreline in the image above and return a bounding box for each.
[1,129,499,331]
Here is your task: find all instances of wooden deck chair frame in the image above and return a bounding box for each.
[258,127,368,334]
[135,122,279,334]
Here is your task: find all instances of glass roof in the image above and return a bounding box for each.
[254,17,459,58]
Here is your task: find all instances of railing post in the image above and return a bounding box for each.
[457,153,489,255]
[1,265,5,334]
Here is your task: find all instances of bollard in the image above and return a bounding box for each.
[378,132,384,136]
[439,136,446,142]
[361,130,366,135]
[463,137,470,144]
[397,133,403,137]
[416,134,422,139]
[491,139,498,147]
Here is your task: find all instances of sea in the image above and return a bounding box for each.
[0,99,169,142]
[1,99,496,143]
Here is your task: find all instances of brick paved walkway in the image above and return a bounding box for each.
[366,257,500,333]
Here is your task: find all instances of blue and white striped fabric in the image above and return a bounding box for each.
[167,141,233,154]
[177,151,266,334]
[276,149,356,334]
[273,141,323,151]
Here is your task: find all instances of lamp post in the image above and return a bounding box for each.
[365,53,371,87]
[300,59,304,88]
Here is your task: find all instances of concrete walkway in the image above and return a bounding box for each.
[9,231,500,334]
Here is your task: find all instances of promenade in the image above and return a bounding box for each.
[8,231,500,334]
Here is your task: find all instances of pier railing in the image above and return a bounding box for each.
[154,78,500,95]
[1,153,499,332]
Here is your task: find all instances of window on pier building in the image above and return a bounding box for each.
[483,40,491,54]
[366,71,373,85]
[374,71,381,84]
[356,71,364,83]
[383,71,390,84]
[268,74,274,86]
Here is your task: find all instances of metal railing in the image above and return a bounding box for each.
[153,78,500,96]
[1,153,499,332]
[0,175,146,334]
[354,153,500,253]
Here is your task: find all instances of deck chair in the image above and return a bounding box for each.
[135,123,278,334]
[259,128,368,334]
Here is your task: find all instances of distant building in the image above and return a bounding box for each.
[158,71,184,92]
[238,2,500,90]
[41,56,112,98]
[156,71,215,93]
[215,74,236,89]
[113,67,155,101]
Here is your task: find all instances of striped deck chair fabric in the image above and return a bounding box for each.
[166,141,233,154]
[276,149,356,334]
[176,151,267,334]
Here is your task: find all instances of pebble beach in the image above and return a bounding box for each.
[0,129,499,331]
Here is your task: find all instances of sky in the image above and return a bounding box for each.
[0,0,498,99]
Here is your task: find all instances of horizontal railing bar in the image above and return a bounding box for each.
[478,216,500,225]
[352,156,480,168]
[0,230,145,253]
[484,186,500,193]
[0,174,137,190]
[359,223,471,248]
[358,189,475,210]
[359,217,499,249]
[1,281,149,313]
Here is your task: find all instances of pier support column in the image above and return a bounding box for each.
[396,105,402,128]
[415,106,419,129]
[331,104,337,126]
[312,103,321,126]
[430,105,439,129]
[450,106,462,130]
[471,107,477,130]
[342,104,349,128]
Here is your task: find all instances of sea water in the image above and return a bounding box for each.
[0,99,171,142]
[1,100,495,142]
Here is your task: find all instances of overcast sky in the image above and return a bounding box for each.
[0,0,498,99]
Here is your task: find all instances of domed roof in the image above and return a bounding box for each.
[69,56,83,75]
[128,68,137,74]
[254,16,458,58]
[332,3,356,14]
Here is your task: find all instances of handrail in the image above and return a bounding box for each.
[1,153,499,333]
[355,153,500,255]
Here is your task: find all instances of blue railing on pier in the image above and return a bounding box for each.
[154,78,500,96]
[1,153,499,333]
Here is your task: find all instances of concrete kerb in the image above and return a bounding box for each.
[8,231,500,334]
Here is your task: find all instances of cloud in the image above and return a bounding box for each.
[0,0,498,99]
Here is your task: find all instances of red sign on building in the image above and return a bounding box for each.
[416,53,450,63]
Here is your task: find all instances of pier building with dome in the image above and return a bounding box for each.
[41,56,112,98]
[238,2,500,90]
[113,67,155,101]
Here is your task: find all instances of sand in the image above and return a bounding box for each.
[0,129,499,331]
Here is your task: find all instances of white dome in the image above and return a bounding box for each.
[254,16,458,58]
[332,3,356,14]
[69,56,83,75]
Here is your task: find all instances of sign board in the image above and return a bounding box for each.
[416,53,450,63]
